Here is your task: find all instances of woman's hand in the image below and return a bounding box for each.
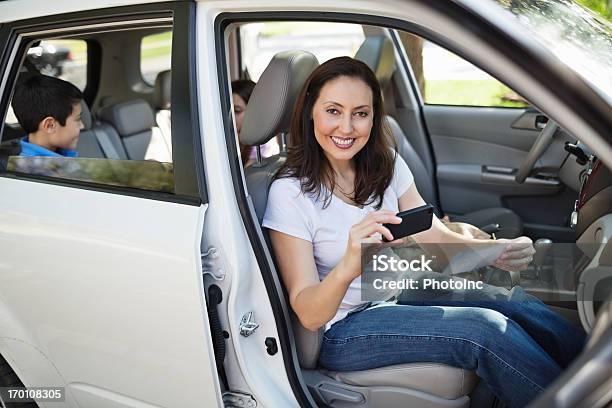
[493,236,535,272]
[443,221,491,240]
[340,210,403,282]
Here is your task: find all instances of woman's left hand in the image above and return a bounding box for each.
[493,236,535,272]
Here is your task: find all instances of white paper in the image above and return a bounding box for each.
[442,245,506,275]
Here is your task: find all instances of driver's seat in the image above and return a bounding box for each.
[241,50,478,408]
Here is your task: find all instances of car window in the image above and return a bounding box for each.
[1,28,175,194]
[492,0,612,100]
[141,31,172,86]
[240,22,365,80]
[5,39,87,126]
[398,32,529,108]
[27,40,87,89]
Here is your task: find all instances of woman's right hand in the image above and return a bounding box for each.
[339,210,404,282]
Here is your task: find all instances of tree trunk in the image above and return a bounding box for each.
[398,31,425,97]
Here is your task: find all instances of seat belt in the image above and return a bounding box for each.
[92,128,120,160]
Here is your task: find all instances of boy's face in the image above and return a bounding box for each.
[45,102,84,151]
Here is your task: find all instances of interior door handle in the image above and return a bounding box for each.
[535,115,549,130]
[483,165,515,175]
[511,111,549,131]
[482,166,560,186]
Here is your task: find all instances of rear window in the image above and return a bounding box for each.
[2,28,175,195]
[141,31,172,85]
[26,39,87,90]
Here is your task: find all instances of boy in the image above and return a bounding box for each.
[11,74,84,157]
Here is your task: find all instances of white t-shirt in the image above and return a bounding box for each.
[262,155,414,329]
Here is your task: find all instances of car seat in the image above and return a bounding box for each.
[153,70,172,156]
[240,50,478,408]
[97,99,171,162]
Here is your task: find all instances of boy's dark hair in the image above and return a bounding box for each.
[11,74,83,134]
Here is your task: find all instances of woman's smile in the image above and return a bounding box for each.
[330,136,356,149]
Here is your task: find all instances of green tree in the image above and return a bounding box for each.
[575,0,612,21]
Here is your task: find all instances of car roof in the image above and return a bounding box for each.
[0,0,180,23]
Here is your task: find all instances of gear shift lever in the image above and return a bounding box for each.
[531,238,553,280]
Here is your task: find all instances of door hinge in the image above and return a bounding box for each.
[223,391,257,408]
[202,246,225,280]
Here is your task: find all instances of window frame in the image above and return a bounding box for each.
[0,2,206,205]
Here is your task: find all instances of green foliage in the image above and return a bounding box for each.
[574,0,612,21]
[141,31,172,60]
[8,157,174,193]
[142,31,172,45]
[142,46,172,59]
[425,80,529,108]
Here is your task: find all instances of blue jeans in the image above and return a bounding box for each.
[319,287,585,408]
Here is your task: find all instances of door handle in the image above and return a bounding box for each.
[511,111,549,131]
[482,166,560,187]
[483,165,515,175]
[535,115,549,130]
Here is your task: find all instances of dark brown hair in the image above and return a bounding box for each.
[232,79,256,164]
[12,74,83,134]
[274,56,397,209]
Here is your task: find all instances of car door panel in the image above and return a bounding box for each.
[0,178,222,408]
[437,163,562,214]
[424,105,576,240]
[426,106,539,155]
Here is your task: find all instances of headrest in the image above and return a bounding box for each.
[154,70,171,110]
[240,51,319,146]
[97,99,156,137]
[80,101,92,130]
[354,36,396,89]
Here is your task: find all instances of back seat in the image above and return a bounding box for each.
[77,99,171,162]
[76,101,127,159]
[97,99,171,162]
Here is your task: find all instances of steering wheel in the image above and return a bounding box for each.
[515,119,558,183]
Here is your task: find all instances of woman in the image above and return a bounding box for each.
[262,57,584,407]
[232,79,279,167]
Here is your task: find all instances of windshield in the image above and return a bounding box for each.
[492,0,612,100]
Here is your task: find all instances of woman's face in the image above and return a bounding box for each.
[311,76,373,164]
[233,93,248,135]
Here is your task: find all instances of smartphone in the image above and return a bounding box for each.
[382,204,434,242]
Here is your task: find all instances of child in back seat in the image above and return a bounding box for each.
[11,74,84,157]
